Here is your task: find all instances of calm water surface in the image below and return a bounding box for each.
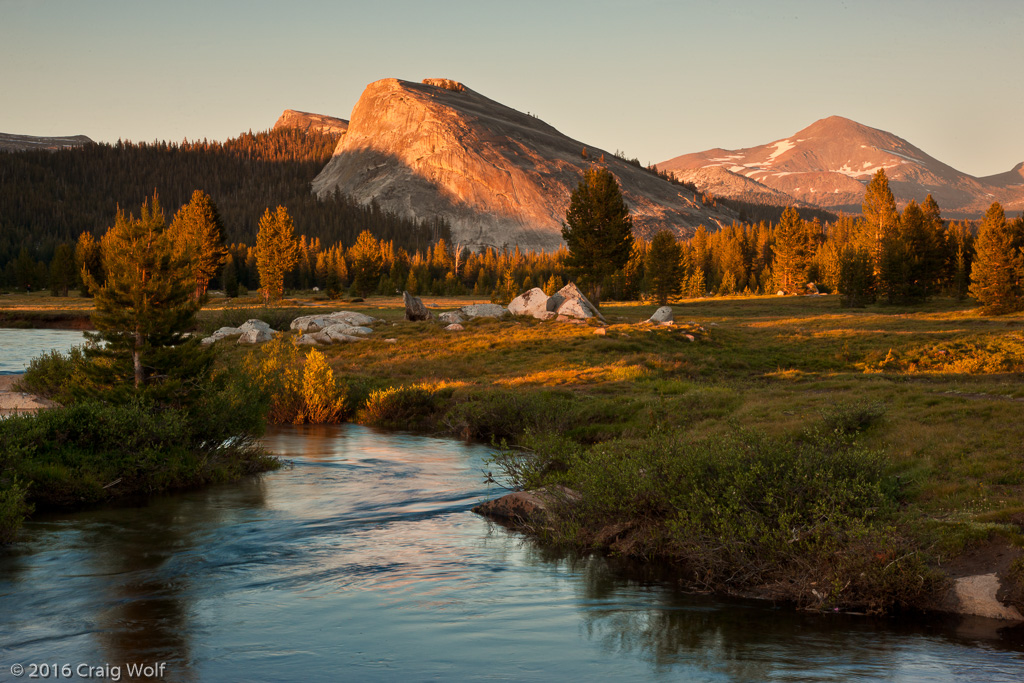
[0,328,87,373]
[2,331,1024,681]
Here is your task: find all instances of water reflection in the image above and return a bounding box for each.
[2,424,1024,682]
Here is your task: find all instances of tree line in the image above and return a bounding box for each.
[9,167,1024,315]
[0,127,449,288]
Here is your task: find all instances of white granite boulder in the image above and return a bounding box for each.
[508,288,551,319]
[548,282,605,322]
[290,310,378,333]
[444,323,464,331]
[200,326,243,345]
[459,303,508,319]
[237,319,275,345]
[648,306,673,323]
[438,311,465,325]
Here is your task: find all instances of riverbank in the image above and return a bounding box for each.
[229,292,1024,619]
[0,373,56,415]
[9,291,1024,618]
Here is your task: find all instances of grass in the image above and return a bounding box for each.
[10,289,1024,611]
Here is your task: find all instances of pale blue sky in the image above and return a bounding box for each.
[2,0,1022,177]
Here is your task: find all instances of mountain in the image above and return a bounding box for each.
[273,110,349,136]
[0,132,92,152]
[670,166,802,207]
[658,116,1024,217]
[312,78,737,252]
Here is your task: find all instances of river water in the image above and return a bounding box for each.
[2,335,1024,681]
[0,328,87,374]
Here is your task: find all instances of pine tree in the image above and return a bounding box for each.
[348,230,383,297]
[48,243,77,297]
[561,167,634,306]
[255,206,300,304]
[75,231,103,297]
[837,246,876,308]
[166,190,228,301]
[83,194,204,395]
[645,231,682,305]
[772,206,811,293]
[969,202,1024,314]
[860,169,899,274]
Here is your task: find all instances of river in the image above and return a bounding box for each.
[2,334,1024,681]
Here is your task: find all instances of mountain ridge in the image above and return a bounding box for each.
[658,116,1024,217]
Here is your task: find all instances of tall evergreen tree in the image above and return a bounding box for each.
[561,168,634,306]
[75,231,103,297]
[255,206,300,304]
[860,169,899,274]
[969,202,1024,314]
[48,243,77,297]
[645,231,682,305]
[83,194,204,395]
[167,189,228,301]
[348,230,383,297]
[772,206,812,293]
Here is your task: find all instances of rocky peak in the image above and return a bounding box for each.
[311,78,737,252]
[273,110,349,136]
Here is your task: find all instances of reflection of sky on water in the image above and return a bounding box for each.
[2,424,1024,681]
[0,328,87,373]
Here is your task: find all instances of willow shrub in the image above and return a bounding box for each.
[509,428,935,612]
[244,336,347,424]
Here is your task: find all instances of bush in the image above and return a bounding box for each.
[819,400,886,436]
[17,345,90,403]
[504,428,933,612]
[0,397,275,511]
[243,336,349,424]
[359,384,452,431]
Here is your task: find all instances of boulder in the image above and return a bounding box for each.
[472,486,581,526]
[807,282,820,294]
[438,311,465,325]
[508,287,551,319]
[290,310,378,333]
[648,306,673,323]
[295,334,323,346]
[200,326,242,345]
[236,319,275,344]
[459,303,508,319]
[549,282,605,321]
[444,323,464,332]
[537,311,558,321]
[404,291,433,321]
[320,325,365,343]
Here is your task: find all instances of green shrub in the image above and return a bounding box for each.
[359,384,452,431]
[18,345,89,403]
[819,400,886,436]
[0,398,275,510]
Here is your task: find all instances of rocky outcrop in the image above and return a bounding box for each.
[942,574,1024,621]
[508,287,551,319]
[201,326,244,345]
[272,110,349,136]
[404,291,433,321]
[311,78,738,252]
[0,132,92,152]
[0,374,57,415]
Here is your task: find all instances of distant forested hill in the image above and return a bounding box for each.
[0,128,448,275]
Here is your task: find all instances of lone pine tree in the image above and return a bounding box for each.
[561,167,634,306]
[84,194,204,395]
[256,205,300,304]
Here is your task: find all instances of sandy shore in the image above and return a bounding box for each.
[0,373,56,414]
